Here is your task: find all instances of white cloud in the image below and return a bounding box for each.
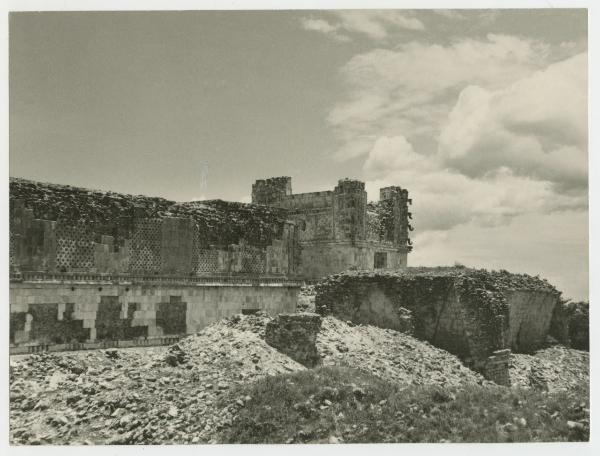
[330,34,551,159]
[328,35,586,245]
[363,136,431,177]
[300,11,424,42]
[299,18,350,42]
[363,135,587,232]
[318,22,588,300]
[334,11,425,38]
[439,53,587,190]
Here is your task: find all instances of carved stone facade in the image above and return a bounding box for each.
[252,177,413,278]
[9,178,303,349]
[9,178,300,277]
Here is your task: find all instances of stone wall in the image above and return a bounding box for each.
[314,267,561,380]
[299,242,407,279]
[10,178,300,277]
[9,178,305,350]
[549,300,589,350]
[483,349,512,386]
[566,302,589,351]
[505,290,559,352]
[10,274,300,347]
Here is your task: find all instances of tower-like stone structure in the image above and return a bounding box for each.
[380,186,413,249]
[251,177,412,278]
[251,177,292,205]
[333,179,367,243]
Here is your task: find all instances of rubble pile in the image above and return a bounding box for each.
[9,313,589,445]
[317,317,486,388]
[509,346,589,392]
[10,316,305,445]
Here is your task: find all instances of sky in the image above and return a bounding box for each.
[9,9,589,300]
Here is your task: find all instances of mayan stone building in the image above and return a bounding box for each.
[9,178,302,349]
[252,177,413,278]
[9,175,413,350]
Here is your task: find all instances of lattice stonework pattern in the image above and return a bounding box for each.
[241,248,266,274]
[195,249,219,274]
[55,222,95,270]
[130,219,162,273]
[9,230,16,268]
[190,223,201,273]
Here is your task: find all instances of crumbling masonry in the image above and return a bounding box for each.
[10,176,568,387]
[9,178,302,349]
[314,268,562,384]
[252,177,413,278]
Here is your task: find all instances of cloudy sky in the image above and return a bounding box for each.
[9,10,588,299]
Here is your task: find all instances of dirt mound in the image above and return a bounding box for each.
[509,346,589,392]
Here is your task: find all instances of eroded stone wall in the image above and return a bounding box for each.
[506,290,558,352]
[10,178,300,277]
[314,267,561,380]
[549,300,589,350]
[10,277,300,347]
[10,181,300,277]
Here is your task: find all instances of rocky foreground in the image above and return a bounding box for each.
[9,314,589,445]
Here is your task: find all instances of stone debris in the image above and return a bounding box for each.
[316,316,486,388]
[509,346,589,392]
[9,313,589,445]
[10,313,305,445]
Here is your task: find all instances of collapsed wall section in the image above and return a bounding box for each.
[314,267,560,382]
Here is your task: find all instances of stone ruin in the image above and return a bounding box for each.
[9,176,582,388]
[9,177,300,277]
[252,177,413,278]
[265,313,322,368]
[314,267,564,385]
[8,176,414,350]
[9,177,303,349]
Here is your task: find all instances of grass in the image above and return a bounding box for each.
[219,366,589,444]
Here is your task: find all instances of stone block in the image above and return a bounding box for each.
[265,313,322,367]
